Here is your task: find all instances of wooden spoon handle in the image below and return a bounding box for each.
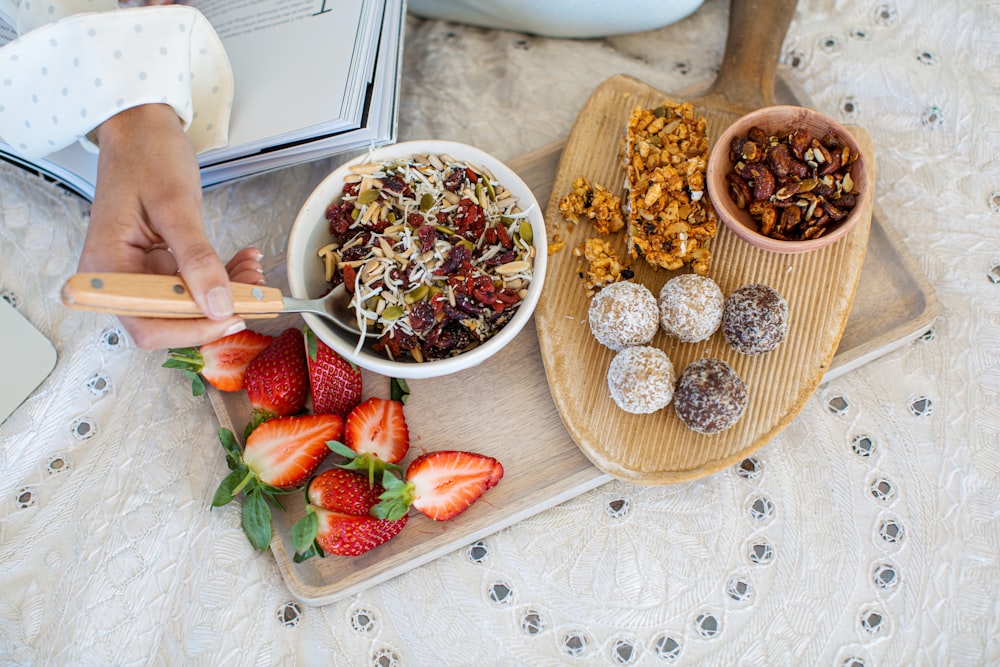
[699,0,799,112]
[61,273,283,319]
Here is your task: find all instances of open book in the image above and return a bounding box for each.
[0,0,404,200]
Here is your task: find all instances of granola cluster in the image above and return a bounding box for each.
[622,101,716,276]
[558,177,625,235]
[574,237,632,290]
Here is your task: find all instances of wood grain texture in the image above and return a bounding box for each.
[534,74,876,484]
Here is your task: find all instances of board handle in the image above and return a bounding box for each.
[698,0,798,112]
[61,273,284,319]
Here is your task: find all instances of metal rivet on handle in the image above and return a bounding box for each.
[251,287,265,301]
[90,278,103,289]
[173,284,185,295]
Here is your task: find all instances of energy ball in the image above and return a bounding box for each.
[673,358,748,434]
[722,283,789,355]
[658,274,725,343]
[588,281,659,351]
[607,345,676,414]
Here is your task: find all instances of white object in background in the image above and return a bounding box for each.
[0,298,57,423]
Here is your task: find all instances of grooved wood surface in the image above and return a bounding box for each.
[534,74,875,484]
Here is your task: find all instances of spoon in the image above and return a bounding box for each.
[60,273,378,338]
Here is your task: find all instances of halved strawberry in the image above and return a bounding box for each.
[331,396,410,484]
[304,326,362,417]
[291,468,408,560]
[163,329,274,395]
[373,450,504,521]
[244,327,309,433]
[212,413,343,550]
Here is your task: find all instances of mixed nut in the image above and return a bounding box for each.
[725,125,861,241]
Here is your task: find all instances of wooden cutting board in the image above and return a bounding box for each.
[534,0,876,484]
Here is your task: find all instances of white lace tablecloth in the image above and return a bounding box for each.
[1,1,998,665]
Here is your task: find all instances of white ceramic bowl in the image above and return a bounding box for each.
[286,140,547,379]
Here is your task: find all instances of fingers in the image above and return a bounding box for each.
[226,247,266,285]
[120,314,246,351]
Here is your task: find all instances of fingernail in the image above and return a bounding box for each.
[255,252,264,262]
[206,285,234,318]
[223,320,246,337]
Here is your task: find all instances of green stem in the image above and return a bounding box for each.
[231,469,256,497]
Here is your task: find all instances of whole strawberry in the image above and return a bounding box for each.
[164,329,273,395]
[304,327,362,417]
[374,450,504,521]
[291,468,408,560]
[213,413,344,550]
[244,327,309,433]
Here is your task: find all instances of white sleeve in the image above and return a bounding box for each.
[0,4,233,159]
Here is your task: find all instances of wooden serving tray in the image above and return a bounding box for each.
[535,75,874,484]
[207,135,937,604]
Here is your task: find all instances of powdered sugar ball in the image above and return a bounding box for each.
[673,358,748,434]
[607,345,676,414]
[588,281,659,351]
[658,274,725,343]
[722,284,789,355]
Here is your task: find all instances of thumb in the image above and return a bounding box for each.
[168,231,234,321]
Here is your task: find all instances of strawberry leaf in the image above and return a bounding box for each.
[305,326,319,362]
[390,378,410,404]
[242,489,272,550]
[372,470,413,521]
[328,440,403,487]
[217,428,244,470]
[290,506,319,554]
[163,348,207,396]
[211,469,245,507]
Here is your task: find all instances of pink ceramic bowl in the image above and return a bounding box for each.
[707,105,872,254]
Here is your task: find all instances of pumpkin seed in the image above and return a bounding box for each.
[381,305,404,321]
[357,189,380,205]
[518,220,533,244]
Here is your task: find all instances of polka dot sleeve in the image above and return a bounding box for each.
[0,4,233,159]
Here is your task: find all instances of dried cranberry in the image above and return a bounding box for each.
[453,199,485,240]
[326,202,354,238]
[407,302,435,332]
[485,250,516,267]
[417,224,437,253]
[443,168,466,192]
[435,244,471,276]
[381,175,411,197]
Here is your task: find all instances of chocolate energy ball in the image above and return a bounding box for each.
[673,358,748,434]
[722,283,789,355]
[588,280,659,351]
[607,345,676,414]
[658,274,725,343]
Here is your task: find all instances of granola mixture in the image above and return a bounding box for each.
[622,101,717,276]
[575,237,631,290]
[557,176,625,235]
[319,153,535,362]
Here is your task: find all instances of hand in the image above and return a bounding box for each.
[78,104,263,350]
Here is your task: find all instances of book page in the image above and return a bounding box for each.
[190,0,369,154]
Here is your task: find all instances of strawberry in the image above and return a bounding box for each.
[373,450,504,521]
[304,326,362,417]
[212,413,343,550]
[244,327,309,433]
[163,329,274,395]
[290,468,408,560]
[329,396,410,484]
